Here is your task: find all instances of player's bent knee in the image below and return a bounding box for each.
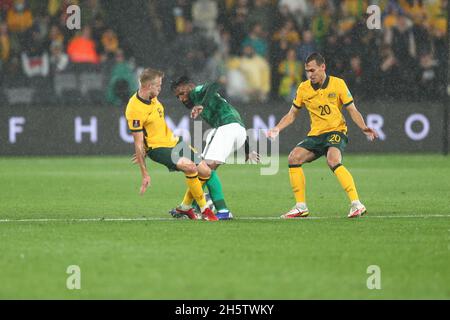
[184,164,198,175]
[197,162,211,177]
[327,160,341,171]
[178,159,198,175]
[288,152,304,165]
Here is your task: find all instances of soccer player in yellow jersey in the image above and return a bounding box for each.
[125,68,217,221]
[267,53,378,218]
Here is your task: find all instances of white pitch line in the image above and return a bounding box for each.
[0,214,449,224]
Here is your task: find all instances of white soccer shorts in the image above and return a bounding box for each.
[202,123,247,163]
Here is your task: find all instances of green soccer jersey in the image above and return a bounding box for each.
[189,82,245,128]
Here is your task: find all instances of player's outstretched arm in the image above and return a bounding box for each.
[267,106,300,139]
[131,132,151,194]
[346,103,378,141]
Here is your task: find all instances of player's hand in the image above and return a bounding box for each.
[363,127,378,141]
[140,174,151,195]
[266,127,280,140]
[246,150,261,164]
[191,106,204,119]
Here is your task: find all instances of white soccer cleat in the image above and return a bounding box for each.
[348,203,367,218]
[280,205,309,219]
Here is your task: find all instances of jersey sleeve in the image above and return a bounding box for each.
[292,82,304,109]
[125,103,145,132]
[338,79,354,107]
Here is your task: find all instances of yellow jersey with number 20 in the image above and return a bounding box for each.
[293,75,354,136]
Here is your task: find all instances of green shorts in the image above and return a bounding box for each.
[147,140,202,172]
[296,131,348,157]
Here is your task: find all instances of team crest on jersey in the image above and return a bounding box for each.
[133,120,140,128]
[328,93,336,99]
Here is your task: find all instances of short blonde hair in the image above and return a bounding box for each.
[139,68,164,86]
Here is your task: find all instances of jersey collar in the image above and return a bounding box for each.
[136,91,152,105]
[311,75,329,91]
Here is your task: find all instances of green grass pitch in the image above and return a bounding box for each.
[0,155,449,299]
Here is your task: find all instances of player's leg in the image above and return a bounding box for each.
[176,157,217,221]
[179,160,211,209]
[171,141,217,220]
[147,144,214,220]
[281,146,318,219]
[203,123,247,219]
[182,168,229,219]
[205,170,229,213]
[327,147,366,218]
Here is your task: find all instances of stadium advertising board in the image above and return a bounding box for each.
[0,101,446,155]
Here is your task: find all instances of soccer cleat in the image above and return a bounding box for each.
[169,208,188,219]
[348,203,367,218]
[215,210,233,220]
[280,205,309,219]
[201,208,218,221]
[172,206,199,220]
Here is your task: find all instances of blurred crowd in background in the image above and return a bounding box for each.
[0,0,448,107]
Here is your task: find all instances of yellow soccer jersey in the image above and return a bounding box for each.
[125,92,179,149]
[293,75,354,136]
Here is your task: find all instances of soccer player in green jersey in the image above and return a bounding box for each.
[170,76,250,220]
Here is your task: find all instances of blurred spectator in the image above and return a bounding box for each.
[192,0,218,39]
[341,0,368,18]
[6,0,33,33]
[402,0,427,23]
[385,15,417,62]
[67,26,100,65]
[226,57,249,102]
[311,5,331,48]
[203,49,228,85]
[247,0,273,33]
[278,47,302,101]
[21,36,49,78]
[417,52,439,100]
[106,49,138,107]
[383,2,403,29]
[47,0,64,18]
[0,22,10,85]
[385,14,417,98]
[0,0,13,15]
[172,0,192,35]
[272,19,300,47]
[343,55,365,99]
[337,1,357,36]
[100,28,119,62]
[171,20,212,78]
[228,0,250,55]
[236,45,271,102]
[0,22,10,64]
[81,0,103,27]
[378,45,399,99]
[49,41,69,74]
[278,0,308,15]
[47,24,64,48]
[217,28,231,59]
[278,0,311,29]
[296,30,316,62]
[241,23,268,58]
